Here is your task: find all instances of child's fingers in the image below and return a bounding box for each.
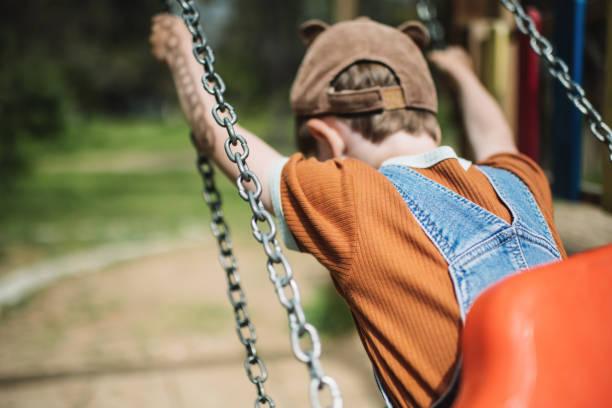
[150,14,175,61]
[153,13,183,30]
[428,47,472,72]
[149,13,192,63]
[152,12,172,24]
[150,13,176,39]
[150,28,169,61]
[427,50,448,70]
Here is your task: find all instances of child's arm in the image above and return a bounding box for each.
[429,47,517,162]
[150,13,281,211]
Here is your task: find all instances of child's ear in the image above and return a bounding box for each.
[299,19,329,47]
[397,21,430,50]
[306,118,345,159]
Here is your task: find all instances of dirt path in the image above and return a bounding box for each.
[0,242,382,407]
[0,234,208,309]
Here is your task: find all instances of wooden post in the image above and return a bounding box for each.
[481,20,513,121]
[517,7,542,162]
[551,0,586,200]
[334,0,358,22]
[602,1,612,212]
[466,19,491,80]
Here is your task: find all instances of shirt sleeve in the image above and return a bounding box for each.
[269,156,299,251]
[478,152,567,257]
[273,153,358,277]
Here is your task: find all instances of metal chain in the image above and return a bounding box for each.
[193,139,275,408]
[416,0,445,49]
[175,1,343,407]
[499,0,612,161]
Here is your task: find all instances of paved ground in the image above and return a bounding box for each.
[0,201,610,408]
[0,240,383,408]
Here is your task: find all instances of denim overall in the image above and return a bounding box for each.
[374,162,562,407]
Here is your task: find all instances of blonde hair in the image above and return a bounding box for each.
[295,62,440,156]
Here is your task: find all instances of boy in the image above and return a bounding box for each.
[151,14,565,407]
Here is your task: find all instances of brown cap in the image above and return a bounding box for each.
[290,17,437,117]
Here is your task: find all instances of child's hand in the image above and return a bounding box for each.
[150,13,191,65]
[428,47,474,89]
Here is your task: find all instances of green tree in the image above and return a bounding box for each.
[0,56,70,180]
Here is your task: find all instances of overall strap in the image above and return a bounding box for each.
[379,164,510,264]
[476,165,560,255]
[377,163,560,408]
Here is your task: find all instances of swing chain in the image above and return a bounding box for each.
[193,148,276,408]
[499,0,612,161]
[176,1,343,407]
[416,0,445,49]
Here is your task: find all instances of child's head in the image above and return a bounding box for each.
[290,18,440,162]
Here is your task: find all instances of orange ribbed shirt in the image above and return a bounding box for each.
[276,151,566,407]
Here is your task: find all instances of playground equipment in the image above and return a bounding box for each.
[504,0,612,162]
[551,0,586,199]
[454,243,612,408]
[517,7,541,162]
[169,0,612,406]
[459,0,609,201]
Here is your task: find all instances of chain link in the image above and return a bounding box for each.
[499,0,612,161]
[416,0,445,49]
[176,1,343,406]
[193,148,275,407]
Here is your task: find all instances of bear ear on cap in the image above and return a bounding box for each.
[299,19,329,47]
[397,21,430,50]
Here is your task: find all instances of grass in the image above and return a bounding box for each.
[0,114,259,272]
[305,282,355,338]
[44,115,196,153]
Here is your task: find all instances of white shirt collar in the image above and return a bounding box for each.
[379,146,472,171]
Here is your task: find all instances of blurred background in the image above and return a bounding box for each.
[0,0,611,407]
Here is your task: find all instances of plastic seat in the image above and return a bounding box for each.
[453,244,612,408]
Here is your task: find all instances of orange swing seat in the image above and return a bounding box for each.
[453,244,612,408]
